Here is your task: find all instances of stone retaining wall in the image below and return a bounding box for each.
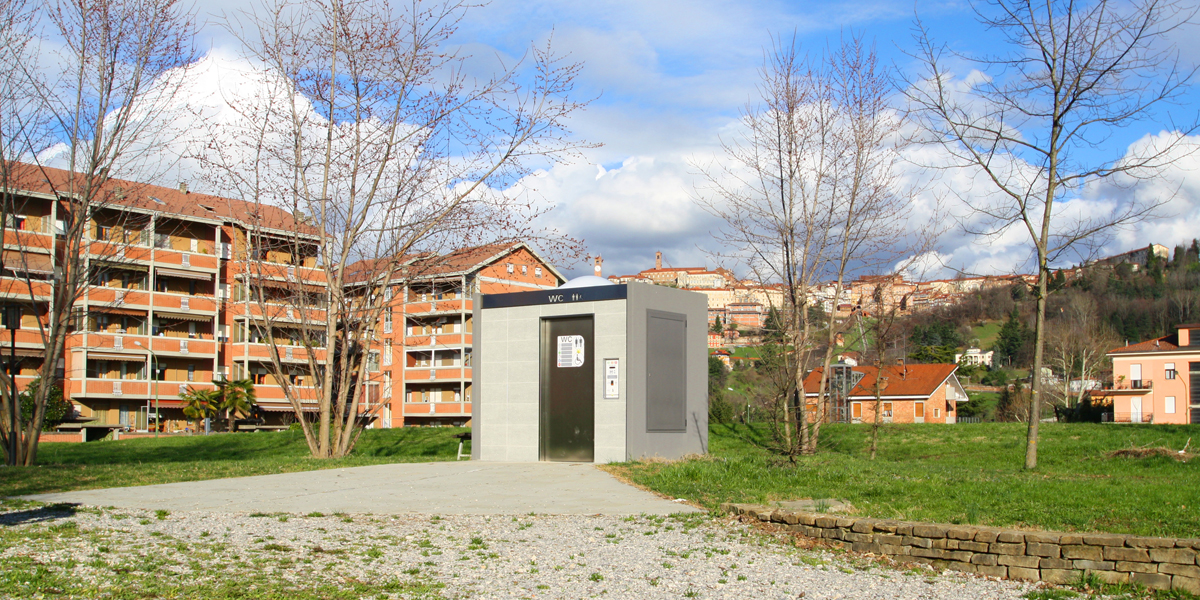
[722,503,1200,594]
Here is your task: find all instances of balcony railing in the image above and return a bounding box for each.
[1109,412,1155,424]
[1097,379,1154,392]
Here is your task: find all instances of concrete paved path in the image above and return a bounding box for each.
[23,462,702,516]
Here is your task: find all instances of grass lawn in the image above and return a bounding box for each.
[0,427,468,498]
[606,421,1200,538]
[970,320,1002,349]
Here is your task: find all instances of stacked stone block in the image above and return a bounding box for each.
[722,503,1200,594]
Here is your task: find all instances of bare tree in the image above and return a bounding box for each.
[203,0,591,459]
[1045,293,1117,409]
[0,0,195,466]
[908,0,1197,468]
[694,34,921,457]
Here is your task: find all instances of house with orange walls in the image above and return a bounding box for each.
[1093,324,1200,424]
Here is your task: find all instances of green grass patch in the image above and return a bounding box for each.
[1,427,468,497]
[970,320,1002,349]
[606,422,1200,538]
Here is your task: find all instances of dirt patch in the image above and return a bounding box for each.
[1106,445,1193,462]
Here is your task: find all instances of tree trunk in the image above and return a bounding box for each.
[1025,263,1049,470]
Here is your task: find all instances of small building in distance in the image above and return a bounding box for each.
[1090,244,1170,272]
[954,348,994,367]
[1093,323,1199,424]
[802,363,966,424]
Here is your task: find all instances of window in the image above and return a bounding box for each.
[851,402,862,420]
[506,263,514,274]
[187,364,195,382]
[5,214,25,230]
[882,402,893,418]
[915,402,925,418]
[934,408,941,418]
[1166,396,1177,414]
[367,351,380,372]
[521,265,527,275]
[1165,363,1176,380]
[535,267,542,278]
[97,225,112,240]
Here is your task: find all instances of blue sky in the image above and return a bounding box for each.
[180,1,1200,280]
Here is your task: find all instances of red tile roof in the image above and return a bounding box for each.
[803,363,958,399]
[6,162,320,236]
[1108,334,1180,354]
[344,241,565,284]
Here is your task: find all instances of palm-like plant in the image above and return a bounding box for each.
[214,378,257,433]
[180,387,219,435]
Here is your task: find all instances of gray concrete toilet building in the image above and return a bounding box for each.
[471,279,708,463]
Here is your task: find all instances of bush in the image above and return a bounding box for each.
[709,392,734,424]
[19,378,73,430]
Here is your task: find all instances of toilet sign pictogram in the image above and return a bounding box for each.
[557,335,585,367]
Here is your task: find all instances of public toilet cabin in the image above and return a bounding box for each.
[471,278,708,463]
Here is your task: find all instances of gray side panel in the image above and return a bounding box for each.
[471,294,481,460]
[625,283,708,460]
[645,310,686,432]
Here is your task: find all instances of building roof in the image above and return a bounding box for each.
[1108,333,1182,355]
[345,241,566,285]
[5,161,320,236]
[802,363,958,399]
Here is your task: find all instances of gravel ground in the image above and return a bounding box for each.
[0,502,1039,599]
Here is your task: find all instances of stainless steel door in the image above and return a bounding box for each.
[540,316,594,462]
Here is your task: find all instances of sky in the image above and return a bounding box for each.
[56,0,1200,281]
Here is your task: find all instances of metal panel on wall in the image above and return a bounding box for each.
[539,316,595,461]
[646,310,686,432]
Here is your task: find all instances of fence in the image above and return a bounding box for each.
[957,417,983,424]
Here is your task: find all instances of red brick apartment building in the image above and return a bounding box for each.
[364,242,565,428]
[0,164,329,432]
[0,164,563,434]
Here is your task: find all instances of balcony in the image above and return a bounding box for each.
[88,241,153,263]
[81,332,149,352]
[232,262,327,285]
[403,366,470,382]
[403,333,471,347]
[1107,412,1156,424]
[72,378,150,398]
[249,384,322,402]
[0,328,47,349]
[403,299,469,316]
[231,341,327,364]
[1092,380,1154,395]
[151,336,218,357]
[87,287,151,309]
[228,302,327,325]
[402,401,471,417]
[3,229,54,251]
[0,277,52,300]
[153,249,219,272]
[69,378,216,399]
[152,293,217,314]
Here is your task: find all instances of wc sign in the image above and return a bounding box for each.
[556,335,585,368]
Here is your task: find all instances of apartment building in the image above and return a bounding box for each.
[1093,323,1200,424]
[363,242,565,428]
[0,163,327,433]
